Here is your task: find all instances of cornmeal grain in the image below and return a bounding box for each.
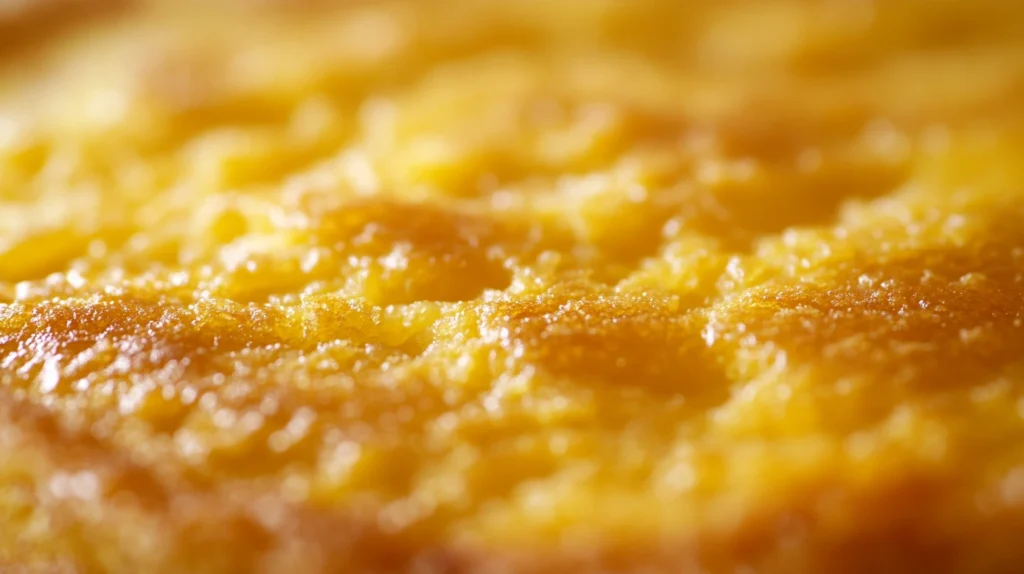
[2,1,1024,572]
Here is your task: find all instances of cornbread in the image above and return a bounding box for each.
[3,0,1024,572]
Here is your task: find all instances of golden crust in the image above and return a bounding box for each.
[3,1,1024,572]
[0,0,130,60]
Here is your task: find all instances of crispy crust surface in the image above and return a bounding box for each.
[3,1,1024,572]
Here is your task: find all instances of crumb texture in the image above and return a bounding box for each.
[2,1,1024,572]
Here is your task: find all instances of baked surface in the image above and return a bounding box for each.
[3,1,1024,572]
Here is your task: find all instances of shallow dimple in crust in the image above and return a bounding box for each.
[3,1,1024,573]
